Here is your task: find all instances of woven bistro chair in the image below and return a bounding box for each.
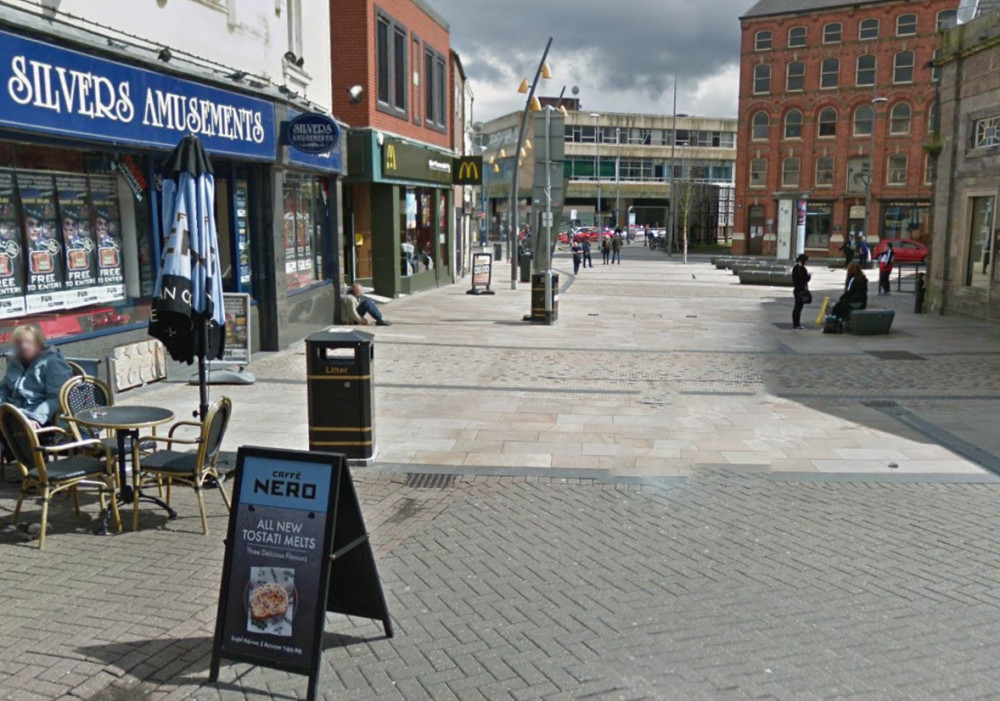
[0,404,120,549]
[59,376,159,460]
[138,397,232,534]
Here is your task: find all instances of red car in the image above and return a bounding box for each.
[873,238,928,264]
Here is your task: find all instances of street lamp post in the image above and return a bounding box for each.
[865,96,888,246]
[509,38,553,290]
[667,77,677,257]
[591,112,601,229]
[615,126,622,231]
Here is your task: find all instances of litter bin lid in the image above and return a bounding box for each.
[306,326,375,345]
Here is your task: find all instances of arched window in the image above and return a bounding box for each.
[753,64,771,94]
[893,51,915,83]
[788,26,807,47]
[823,22,842,43]
[786,61,805,91]
[896,13,917,36]
[857,55,876,86]
[890,102,912,134]
[854,104,874,136]
[755,30,773,51]
[784,109,803,139]
[859,18,879,40]
[937,10,957,31]
[818,107,837,137]
[751,111,770,140]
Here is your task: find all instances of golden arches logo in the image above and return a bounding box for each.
[458,161,480,181]
[385,144,397,171]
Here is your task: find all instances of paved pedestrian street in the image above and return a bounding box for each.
[4,247,1000,699]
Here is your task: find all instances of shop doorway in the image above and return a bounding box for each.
[748,205,764,255]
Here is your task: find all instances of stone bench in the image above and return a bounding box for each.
[846,309,895,335]
[738,270,794,287]
[731,263,791,275]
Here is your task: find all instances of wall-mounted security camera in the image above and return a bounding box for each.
[376,131,385,146]
[347,85,364,104]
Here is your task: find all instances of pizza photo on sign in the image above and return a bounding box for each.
[245,567,296,637]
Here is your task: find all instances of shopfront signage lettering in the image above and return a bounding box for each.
[285,113,339,155]
[0,29,276,160]
[454,156,483,185]
[380,138,453,185]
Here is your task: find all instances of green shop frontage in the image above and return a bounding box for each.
[343,130,455,298]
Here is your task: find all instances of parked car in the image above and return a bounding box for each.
[873,238,928,264]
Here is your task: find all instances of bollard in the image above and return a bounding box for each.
[914,272,926,314]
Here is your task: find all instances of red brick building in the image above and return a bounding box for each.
[734,0,958,258]
[331,0,458,298]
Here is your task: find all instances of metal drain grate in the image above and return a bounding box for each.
[866,350,927,361]
[404,473,458,489]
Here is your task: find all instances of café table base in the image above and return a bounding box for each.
[94,428,177,535]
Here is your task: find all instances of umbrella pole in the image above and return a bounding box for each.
[198,318,209,421]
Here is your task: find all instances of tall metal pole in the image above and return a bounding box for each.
[864,96,886,247]
[615,126,621,230]
[592,112,601,229]
[680,143,689,265]
[510,37,553,290]
[668,77,677,257]
[544,106,554,322]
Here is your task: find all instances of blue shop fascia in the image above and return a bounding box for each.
[0,20,346,360]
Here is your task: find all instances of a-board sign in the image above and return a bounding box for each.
[211,447,392,700]
[222,293,252,364]
[467,252,495,295]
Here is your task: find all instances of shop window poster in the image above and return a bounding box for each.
[0,170,26,318]
[88,174,126,300]
[20,172,66,313]
[57,175,99,291]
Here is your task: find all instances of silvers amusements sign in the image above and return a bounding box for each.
[0,29,276,160]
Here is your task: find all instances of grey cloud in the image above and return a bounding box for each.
[435,0,748,117]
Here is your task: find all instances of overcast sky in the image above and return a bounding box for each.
[433,0,749,124]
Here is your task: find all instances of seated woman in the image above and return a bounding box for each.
[0,324,73,429]
[831,262,868,320]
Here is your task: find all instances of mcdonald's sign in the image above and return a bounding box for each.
[385,143,398,172]
[453,156,483,185]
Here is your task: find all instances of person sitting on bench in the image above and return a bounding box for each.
[342,283,392,326]
[831,262,868,320]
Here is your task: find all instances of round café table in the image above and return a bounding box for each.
[74,405,176,534]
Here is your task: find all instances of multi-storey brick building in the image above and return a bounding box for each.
[734,0,959,258]
[332,0,458,298]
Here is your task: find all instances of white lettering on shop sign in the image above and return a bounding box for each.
[7,55,266,145]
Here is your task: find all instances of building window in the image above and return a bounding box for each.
[967,196,995,289]
[859,18,879,40]
[788,26,807,48]
[931,49,940,82]
[924,153,933,185]
[889,102,912,135]
[749,158,767,188]
[854,104,874,136]
[375,11,407,116]
[753,64,771,94]
[784,109,803,139]
[786,61,805,91]
[928,100,938,134]
[283,174,330,291]
[974,115,1000,148]
[781,157,800,187]
[424,47,447,129]
[821,58,839,88]
[893,51,914,84]
[751,111,770,140]
[886,154,908,186]
[817,107,837,137]
[755,30,773,50]
[805,203,832,248]
[938,10,958,31]
[823,22,842,43]
[857,55,876,86]
[896,13,918,36]
[815,156,835,187]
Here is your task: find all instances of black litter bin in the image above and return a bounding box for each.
[530,272,559,323]
[305,328,375,462]
[520,251,533,283]
[493,242,503,262]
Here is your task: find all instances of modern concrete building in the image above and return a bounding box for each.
[734,0,958,258]
[479,109,737,245]
[928,8,1000,320]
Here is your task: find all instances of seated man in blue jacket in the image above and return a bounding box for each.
[0,324,73,429]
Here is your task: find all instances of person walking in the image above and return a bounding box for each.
[840,236,855,265]
[601,235,611,264]
[791,254,811,330]
[571,240,583,274]
[581,238,593,268]
[611,234,622,264]
[832,262,869,320]
[877,242,895,295]
[858,237,872,268]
